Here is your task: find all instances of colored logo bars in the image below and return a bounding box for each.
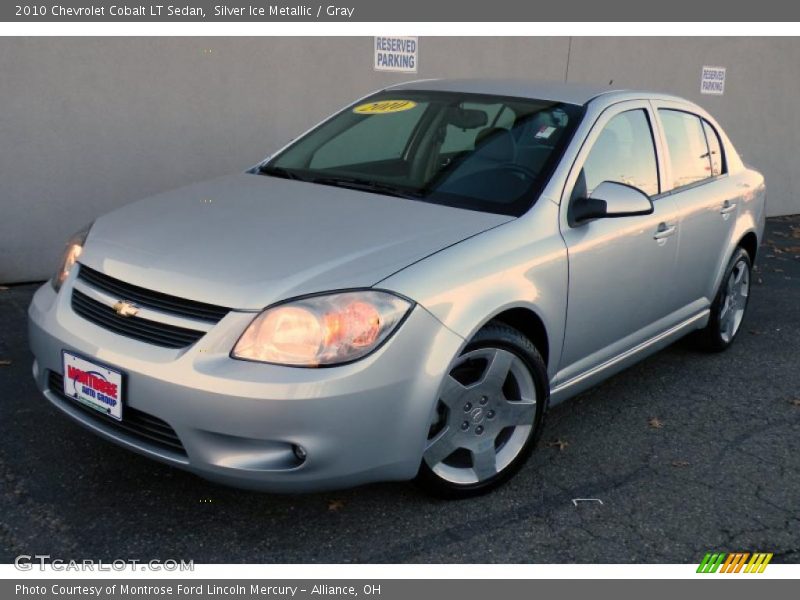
[697,552,773,573]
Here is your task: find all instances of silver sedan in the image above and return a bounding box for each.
[28,79,765,497]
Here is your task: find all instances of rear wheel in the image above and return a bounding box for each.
[415,322,548,498]
[695,247,752,352]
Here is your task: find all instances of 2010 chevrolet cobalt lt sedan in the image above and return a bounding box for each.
[29,79,765,497]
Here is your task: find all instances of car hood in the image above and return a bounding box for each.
[80,174,513,310]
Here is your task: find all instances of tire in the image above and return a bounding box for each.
[694,247,752,352]
[415,321,548,499]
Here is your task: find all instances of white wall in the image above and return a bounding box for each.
[565,37,800,220]
[1,37,796,283]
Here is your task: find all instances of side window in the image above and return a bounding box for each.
[702,120,725,177]
[658,110,712,189]
[574,109,659,200]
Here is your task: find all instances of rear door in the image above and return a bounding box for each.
[653,105,737,308]
[557,101,682,384]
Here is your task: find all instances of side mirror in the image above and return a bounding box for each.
[571,181,654,225]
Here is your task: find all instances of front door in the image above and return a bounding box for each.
[556,102,681,385]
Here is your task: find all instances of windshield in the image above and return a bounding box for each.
[259,91,583,216]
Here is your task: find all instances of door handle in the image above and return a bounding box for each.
[653,222,677,240]
[720,200,737,215]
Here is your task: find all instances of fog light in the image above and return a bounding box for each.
[293,445,307,462]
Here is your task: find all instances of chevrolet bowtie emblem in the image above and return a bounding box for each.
[112,300,139,318]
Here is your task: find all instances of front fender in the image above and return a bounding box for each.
[377,201,568,381]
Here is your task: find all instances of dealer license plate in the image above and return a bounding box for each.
[61,351,123,421]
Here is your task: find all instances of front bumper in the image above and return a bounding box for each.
[28,280,464,492]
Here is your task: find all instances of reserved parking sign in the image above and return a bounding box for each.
[374,36,418,72]
[701,66,726,95]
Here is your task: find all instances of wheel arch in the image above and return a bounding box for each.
[447,301,555,377]
[738,230,759,263]
[488,307,550,369]
[710,209,759,299]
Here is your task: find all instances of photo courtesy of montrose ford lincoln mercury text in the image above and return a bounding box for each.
[28,79,765,497]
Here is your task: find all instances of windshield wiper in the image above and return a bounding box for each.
[257,164,305,181]
[309,176,421,200]
[258,168,421,199]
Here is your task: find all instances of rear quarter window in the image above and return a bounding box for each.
[702,120,725,177]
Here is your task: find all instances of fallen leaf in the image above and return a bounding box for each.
[791,399,800,407]
[757,278,764,285]
[648,417,664,429]
[328,499,345,512]
[0,285,8,291]
[547,439,569,451]
[773,268,784,273]
[748,329,762,335]
[0,360,11,367]
[785,246,800,254]
[671,460,690,468]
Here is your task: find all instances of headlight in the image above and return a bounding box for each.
[51,224,92,292]
[232,291,413,367]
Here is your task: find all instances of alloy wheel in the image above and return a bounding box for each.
[424,347,537,485]
[719,259,750,343]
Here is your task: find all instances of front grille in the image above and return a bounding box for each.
[71,289,205,349]
[48,371,186,455]
[77,264,230,323]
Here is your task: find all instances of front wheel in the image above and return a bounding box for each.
[695,247,752,352]
[415,322,548,498]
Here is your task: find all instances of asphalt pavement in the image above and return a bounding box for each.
[1,217,799,564]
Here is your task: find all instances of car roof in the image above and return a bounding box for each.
[384,78,685,107]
